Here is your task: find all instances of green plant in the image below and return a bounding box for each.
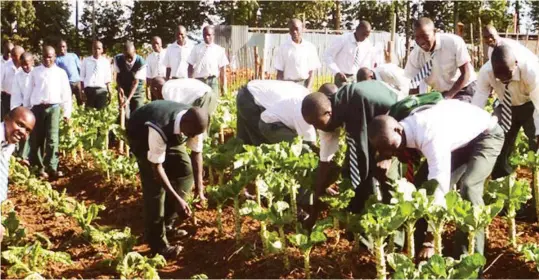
[115,252,166,279]
[520,243,539,272]
[206,185,229,235]
[485,174,532,248]
[360,203,410,280]
[387,252,486,279]
[446,191,503,256]
[319,178,355,245]
[287,218,332,279]
[2,211,26,246]
[512,151,539,222]
[2,241,72,278]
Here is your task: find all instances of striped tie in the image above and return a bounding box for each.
[346,134,361,188]
[500,84,512,133]
[410,52,435,89]
[92,60,99,81]
[156,53,161,77]
[0,143,10,202]
[353,47,361,69]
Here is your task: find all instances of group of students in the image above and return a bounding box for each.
[2,16,539,270]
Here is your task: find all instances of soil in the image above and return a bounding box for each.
[1,157,539,279]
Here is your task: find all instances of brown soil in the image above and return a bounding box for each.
[1,158,539,279]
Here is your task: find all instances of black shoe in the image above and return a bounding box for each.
[165,225,188,239]
[155,244,183,259]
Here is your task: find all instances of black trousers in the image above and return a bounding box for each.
[1,92,10,121]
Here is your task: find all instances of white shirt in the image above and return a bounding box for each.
[324,33,376,75]
[162,78,211,104]
[405,33,476,92]
[260,92,317,142]
[1,61,20,94]
[80,56,112,88]
[0,123,16,158]
[29,65,72,118]
[0,122,15,202]
[374,63,410,100]
[11,69,33,109]
[187,42,229,78]
[113,54,147,80]
[488,37,538,62]
[400,100,495,205]
[473,60,539,135]
[274,38,321,80]
[247,80,309,109]
[146,49,168,79]
[147,110,203,164]
[164,41,194,79]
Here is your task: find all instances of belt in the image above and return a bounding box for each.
[343,73,354,77]
[198,76,216,80]
[34,103,59,109]
[286,78,306,82]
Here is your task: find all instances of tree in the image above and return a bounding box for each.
[342,1,407,33]
[528,1,539,32]
[30,1,76,53]
[130,0,214,46]
[80,0,130,56]
[253,1,335,29]
[0,0,36,48]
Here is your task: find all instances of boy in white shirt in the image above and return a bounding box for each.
[80,41,112,110]
[1,46,24,120]
[146,36,167,100]
[11,52,35,162]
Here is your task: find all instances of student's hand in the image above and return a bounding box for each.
[375,158,392,181]
[176,198,192,218]
[63,117,71,124]
[195,187,207,202]
[120,98,130,109]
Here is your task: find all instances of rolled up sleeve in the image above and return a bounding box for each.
[147,127,167,164]
[472,64,493,108]
[424,143,451,206]
[186,134,204,153]
[319,129,340,162]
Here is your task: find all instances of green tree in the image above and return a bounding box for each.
[130,0,214,47]
[252,1,334,29]
[342,1,407,33]
[30,1,76,53]
[0,0,36,48]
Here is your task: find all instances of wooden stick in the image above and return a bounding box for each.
[470,23,475,68]
[478,17,484,65]
[119,106,125,154]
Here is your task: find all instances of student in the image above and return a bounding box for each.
[274,19,321,90]
[1,46,24,120]
[28,46,72,180]
[368,100,504,261]
[405,18,476,102]
[11,52,35,163]
[56,40,83,106]
[236,79,315,145]
[473,45,539,179]
[127,100,208,258]
[80,41,112,110]
[0,107,36,243]
[146,36,167,100]
[154,77,217,115]
[483,24,538,62]
[357,64,410,100]
[114,41,147,117]
[301,80,399,228]
[324,21,376,87]
[187,25,229,96]
[165,25,193,80]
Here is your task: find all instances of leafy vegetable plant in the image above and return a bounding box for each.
[387,252,486,279]
[2,211,27,246]
[115,252,166,279]
[2,241,72,278]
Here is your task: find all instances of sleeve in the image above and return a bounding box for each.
[187,45,198,66]
[164,48,172,68]
[525,64,539,135]
[323,37,344,75]
[113,57,120,73]
[309,44,321,71]
[147,127,167,164]
[146,55,154,79]
[79,58,86,82]
[424,141,451,206]
[186,134,204,153]
[319,129,340,162]
[218,48,229,68]
[454,36,472,68]
[404,48,421,80]
[75,54,81,73]
[104,60,112,84]
[10,76,22,110]
[135,64,147,80]
[273,46,284,71]
[471,64,493,108]
[60,71,73,118]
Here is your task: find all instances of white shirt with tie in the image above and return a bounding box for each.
[374,63,410,100]
[187,42,229,78]
[80,56,112,88]
[274,38,321,80]
[324,33,376,75]
[164,41,194,79]
[162,78,211,105]
[247,80,309,109]
[1,61,20,94]
[405,33,476,92]
[11,69,33,109]
[473,60,539,135]
[146,49,168,79]
[147,110,204,164]
[488,37,538,62]
[29,64,73,118]
[400,100,496,205]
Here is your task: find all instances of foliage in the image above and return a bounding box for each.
[2,241,72,278]
[387,252,486,279]
[116,252,166,280]
[520,243,539,272]
[0,0,36,48]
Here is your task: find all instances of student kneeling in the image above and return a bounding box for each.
[127,100,207,258]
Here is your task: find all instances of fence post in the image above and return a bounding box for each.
[254,46,259,79]
[478,17,484,65]
[470,23,475,68]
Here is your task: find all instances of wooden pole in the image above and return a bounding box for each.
[470,23,475,68]
[388,5,396,64]
[404,1,411,67]
[505,26,509,38]
[535,34,539,55]
[478,17,484,65]
[453,1,459,34]
[254,46,259,79]
[119,107,125,154]
[334,0,341,30]
[92,0,97,41]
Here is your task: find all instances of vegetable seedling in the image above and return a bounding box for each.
[387,252,486,279]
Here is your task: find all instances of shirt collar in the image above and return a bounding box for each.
[433,33,442,52]
[174,110,187,135]
[512,66,521,82]
[400,120,417,149]
[0,122,9,148]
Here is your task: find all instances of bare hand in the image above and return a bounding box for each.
[303,204,320,230]
[416,232,435,263]
[177,198,192,217]
[337,72,347,81]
